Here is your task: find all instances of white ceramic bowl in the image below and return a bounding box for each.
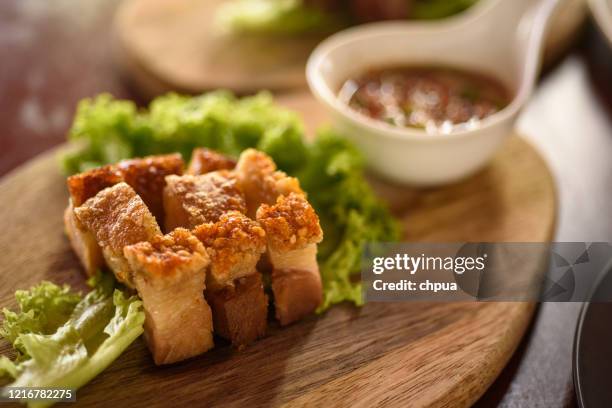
[306,0,560,186]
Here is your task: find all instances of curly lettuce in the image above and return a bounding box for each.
[0,279,144,407]
[299,129,401,308]
[1,282,81,356]
[59,91,400,310]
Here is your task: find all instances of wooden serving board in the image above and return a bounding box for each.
[113,0,326,97]
[0,94,556,407]
[113,0,587,98]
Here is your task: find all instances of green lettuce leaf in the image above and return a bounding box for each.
[299,129,401,309]
[214,0,342,35]
[0,356,18,379]
[0,280,144,407]
[1,282,81,356]
[59,92,400,310]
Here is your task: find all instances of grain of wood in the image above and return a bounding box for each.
[0,93,556,407]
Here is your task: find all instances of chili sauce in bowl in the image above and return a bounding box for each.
[339,66,510,134]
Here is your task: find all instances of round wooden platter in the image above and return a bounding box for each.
[0,93,556,407]
[113,0,587,98]
[113,0,327,97]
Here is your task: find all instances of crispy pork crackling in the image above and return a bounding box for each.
[67,154,184,216]
[235,149,323,325]
[64,148,327,362]
[257,193,324,325]
[64,203,105,276]
[187,148,236,175]
[193,211,266,289]
[194,211,268,346]
[65,165,124,276]
[67,165,124,207]
[73,182,162,287]
[65,155,183,275]
[124,228,213,365]
[234,149,303,218]
[163,171,246,232]
[116,154,184,223]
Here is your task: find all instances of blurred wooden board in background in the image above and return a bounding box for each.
[114,0,324,96]
[113,0,587,98]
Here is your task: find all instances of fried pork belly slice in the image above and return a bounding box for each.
[256,193,324,326]
[117,154,184,223]
[193,211,266,288]
[163,171,246,231]
[187,148,236,175]
[67,165,123,207]
[235,149,303,217]
[207,273,268,347]
[193,211,268,346]
[65,166,123,276]
[64,203,104,276]
[124,229,213,365]
[74,182,162,287]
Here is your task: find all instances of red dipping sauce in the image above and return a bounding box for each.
[339,66,511,134]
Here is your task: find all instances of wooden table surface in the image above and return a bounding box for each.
[0,1,611,407]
